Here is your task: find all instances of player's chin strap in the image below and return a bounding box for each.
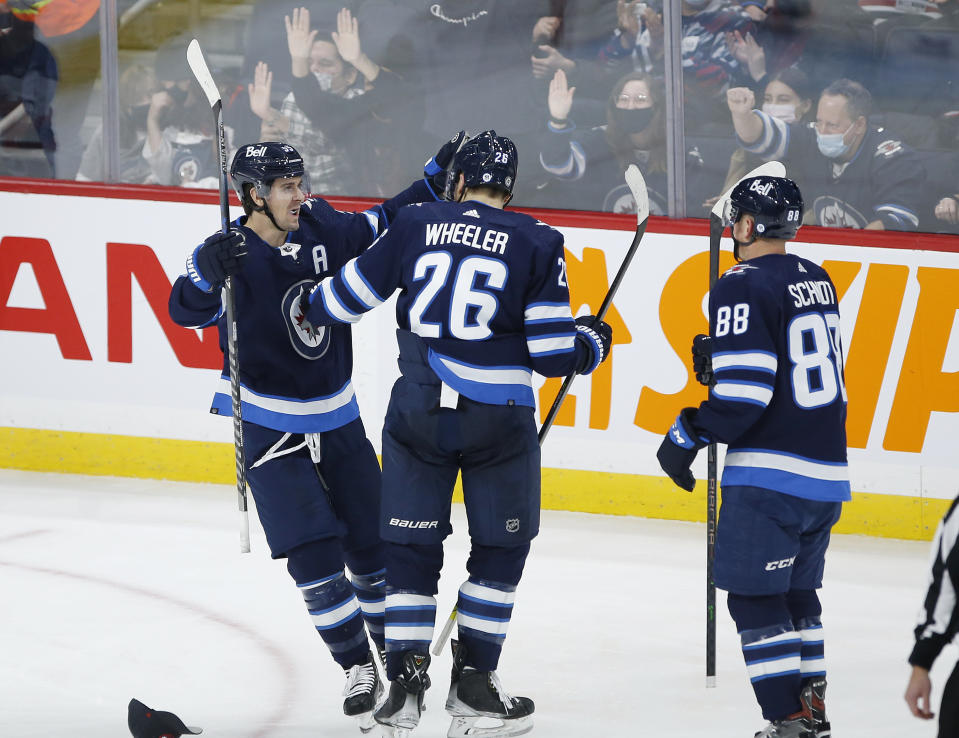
[731,219,757,262]
[250,432,323,469]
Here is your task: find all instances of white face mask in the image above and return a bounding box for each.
[312,72,333,91]
[762,102,799,124]
[816,121,854,159]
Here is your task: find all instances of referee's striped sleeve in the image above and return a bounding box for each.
[909,496,959,670]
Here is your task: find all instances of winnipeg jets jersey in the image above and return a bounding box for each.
[168,180,435,432]
[302,199,584,407]
[696,253,851,502]
[741,110,925,230]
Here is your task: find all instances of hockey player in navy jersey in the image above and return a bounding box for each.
[167,135,466,733]
[657,176,850,738]
[299,130,613,736]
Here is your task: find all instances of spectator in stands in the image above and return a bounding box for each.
[641,0,758,132]
[539,68,689,213]
[0,6,56,177]
[284,6,421,195]
[76,64,156,184]
[143,39,232,188]
[726,78,926,230]
[247,56,354,194]
[706,65,813,205]
[934,191,959,228]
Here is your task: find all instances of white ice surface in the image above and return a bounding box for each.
[0,469,953,737]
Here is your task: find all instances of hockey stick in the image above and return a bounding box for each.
[704,160,786,687]
[431,167,650,657]
[187,39,251,554]
[537,164,650,445]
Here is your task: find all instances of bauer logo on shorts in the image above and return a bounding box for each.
[389,518,439,529]
[283,280,332,360]
[506,518,520,533]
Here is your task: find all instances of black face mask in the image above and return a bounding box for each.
[165,85,189,105]
[611,106,655,134]
[126,103,150,129]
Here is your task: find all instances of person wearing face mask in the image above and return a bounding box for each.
[707,66,813,207]
[143,39,233,188]
[727,77,926,229]
[284,6,423,196]
[76,64,156,184]
[539,68,686,213]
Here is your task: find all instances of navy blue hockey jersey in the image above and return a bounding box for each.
[741,110,925,230]
[302,199,584,407]
[168,179,437,433]
[695,253,851,502]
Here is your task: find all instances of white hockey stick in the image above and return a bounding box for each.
[704,160,785,687]
[538,164,649,444]
[432,167,649,657]
[187,39,251,554]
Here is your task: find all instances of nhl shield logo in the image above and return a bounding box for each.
[505,518,520,533]
[283,280,332,360]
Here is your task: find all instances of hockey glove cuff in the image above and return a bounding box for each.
[573,315,613,375]
[425,130,469,197]
[656,407,710,492]
[691,333,715,387]
[187,229,247,292]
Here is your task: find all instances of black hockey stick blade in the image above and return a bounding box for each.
[538,165,649,445]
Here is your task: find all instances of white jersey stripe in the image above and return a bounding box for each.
[527,335,575,356]
[712,351,778,373]
[437,356,533,388]
[725,450,849,482]
[524,303,573,323]
[343,259,385,309]
[216,377,356,416]
[320,279,361,323]
[713,381,774,406]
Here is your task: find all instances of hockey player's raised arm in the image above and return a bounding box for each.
[168,229,246,328]
[301,222,404,327]
[692,272,779,444]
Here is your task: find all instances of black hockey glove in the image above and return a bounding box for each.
[656,407,710,492]
[573,315,613,375]
[424,130,469,197]
[186,229,246,292]
[691,333,715,387]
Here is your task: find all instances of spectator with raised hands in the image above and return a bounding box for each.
[538,67,689,213]
[247,58,354,195]
[284,5,421,195]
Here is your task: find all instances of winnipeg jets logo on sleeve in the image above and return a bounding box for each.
[284,280,332,359]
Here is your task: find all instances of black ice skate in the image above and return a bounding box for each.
[374,650,431,736]
[799,678,831,738]
[445,639,534,738]
[342,651,383,734]
[754,714,816,738]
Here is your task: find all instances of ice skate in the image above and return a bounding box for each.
[343,651,383,734]
[799,678,831,738]
[374,651,431,736]
[754,714,815,738]
[444,640,534,738]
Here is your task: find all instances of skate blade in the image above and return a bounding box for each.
[374,692,424,732]
[447,714,533,737]
[354,710,376,733]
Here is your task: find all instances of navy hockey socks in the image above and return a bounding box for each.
[298,571,369,669]
[384,588,437,680]
[351,568,386,651]
[455,577,516,672]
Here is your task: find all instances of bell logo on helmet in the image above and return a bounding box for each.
[245,145,267,158]
[749,179,774,196]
